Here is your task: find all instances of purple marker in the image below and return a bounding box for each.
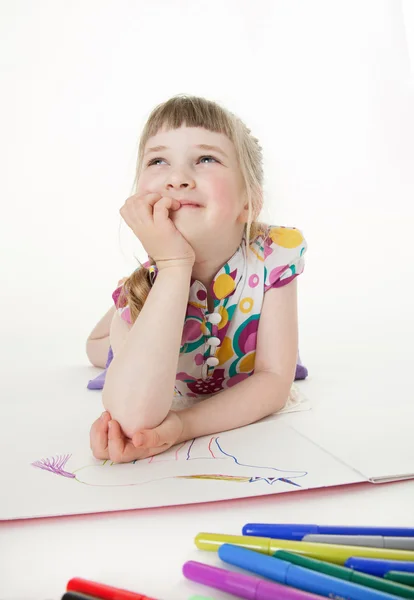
[183,560,324,600]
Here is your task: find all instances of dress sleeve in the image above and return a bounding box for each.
[263,225,307,292]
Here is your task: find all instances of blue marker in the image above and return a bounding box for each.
[242,523,414,540]
[218,544,401,600]
[345,557,414,577]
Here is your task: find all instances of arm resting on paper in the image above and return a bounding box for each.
[179,279,299,439]
[137,279,299,448]
[177,370,293,442]
[90,279,299,461]
[102,265,192,437]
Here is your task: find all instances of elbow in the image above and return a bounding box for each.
[259,371,293,414]
[101,387,165,439]
[86,336,110,368]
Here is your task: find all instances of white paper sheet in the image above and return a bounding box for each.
[291,408,414,482]
[0,419,365,520]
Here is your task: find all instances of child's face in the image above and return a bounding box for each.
[137,125,248,241]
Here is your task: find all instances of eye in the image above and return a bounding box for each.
[147,157,166,166]
[198,155,219,164]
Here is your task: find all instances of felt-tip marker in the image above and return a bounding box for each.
[385,572,414,587]
[195,532,414,564]
[62,593,99,600]
[183,560,324,600]
[302,535,414,551]
[273,550,414,599]
[345,558,414,577]
[67,578,156,600]
[242,524,414,540]
[218,544,402,600]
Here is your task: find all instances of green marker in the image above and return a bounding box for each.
[273,550,414,599]
[385,572,414,587]
[188,596,215,600]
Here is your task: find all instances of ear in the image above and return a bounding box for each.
[237,191,250,224]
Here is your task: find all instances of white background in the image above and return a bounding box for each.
[1,1,414,599]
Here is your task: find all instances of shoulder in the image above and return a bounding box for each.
[249,224,307,291]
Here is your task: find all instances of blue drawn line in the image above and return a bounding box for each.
[214,438,308,486]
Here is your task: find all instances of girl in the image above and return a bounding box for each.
[86,95,308,463]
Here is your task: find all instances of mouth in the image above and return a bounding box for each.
[178,201,203,208]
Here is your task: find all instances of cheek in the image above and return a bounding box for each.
[208,175,239,203]
[207,175,243,216]
[136,171,163,195]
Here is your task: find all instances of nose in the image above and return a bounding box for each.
[165,168,196,191]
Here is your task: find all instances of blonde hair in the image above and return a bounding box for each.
[117,95,268,324]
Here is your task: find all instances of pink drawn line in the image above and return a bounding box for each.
[175,441,187,459]
[148,441,188,464]
[208,437,216,458]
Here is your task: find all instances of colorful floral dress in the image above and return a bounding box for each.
[87,225,308,398]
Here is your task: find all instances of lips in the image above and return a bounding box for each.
[178,201,202,208]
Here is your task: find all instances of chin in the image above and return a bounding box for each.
[174,218,208,243]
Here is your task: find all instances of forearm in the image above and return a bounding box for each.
[103,266,192,435]
[87,305,116,340]
[178,372,292,441]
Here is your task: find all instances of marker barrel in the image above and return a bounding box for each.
[274,550,414,599]
[303,535,414,551]
[345,558,414,577]
[242,524,414,540]
[195,532,414,565]
[219,544,402,600]
[385,572,414,587]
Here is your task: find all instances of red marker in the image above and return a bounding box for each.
[67,578,156,600]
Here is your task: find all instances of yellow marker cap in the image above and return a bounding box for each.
[195,532,271,554]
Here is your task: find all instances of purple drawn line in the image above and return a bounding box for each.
[175,441,187,460]
[186,438,196,460]
[31,454,75,479]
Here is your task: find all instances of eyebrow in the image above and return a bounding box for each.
[144,143,228,159]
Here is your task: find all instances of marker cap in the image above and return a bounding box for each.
[195,532,271,554]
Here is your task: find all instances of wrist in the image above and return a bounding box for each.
[155,264,193,282]
[176,408,194,443]
[155,258,194,272]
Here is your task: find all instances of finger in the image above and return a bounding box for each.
[90,412,110,459]
[107,420,148,464]
[107,420,127,463]
[96,412,111,457]
[132,427,163,449]
[152,197,180,227]
[120,192,161,227]
[136,193,165,224]
[133,411,183,449]
[167,198,182,211]
[107,422,156,463]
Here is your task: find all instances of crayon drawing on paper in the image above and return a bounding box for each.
[32,435,308,488]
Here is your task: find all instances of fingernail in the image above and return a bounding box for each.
[101,411,107,419]
[108,421,112,429]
